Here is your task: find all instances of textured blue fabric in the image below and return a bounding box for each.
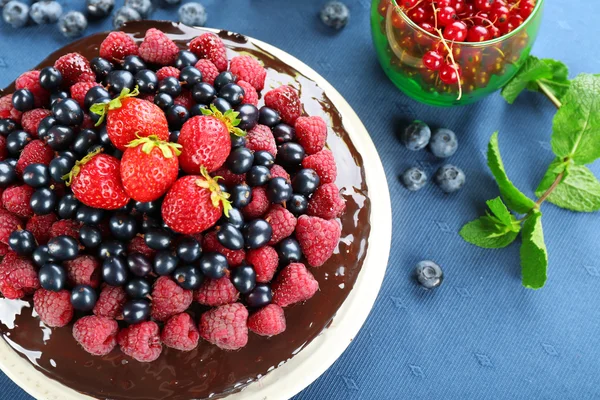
[1,1,600,399]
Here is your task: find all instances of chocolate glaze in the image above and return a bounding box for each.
[0,21,371,400]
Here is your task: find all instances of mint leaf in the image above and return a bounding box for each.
[551,74,600,164]
[527,59,570,101]
[536,160,600,212]
[520,211,548,289]
[486,197,513,226]
[460,197,520,249]
[501,56,553,104]
[487,132,537,214]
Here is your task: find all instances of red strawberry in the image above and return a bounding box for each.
[264,85,302,125]
[65,150,130,210]
[295,116,327,155]
[138,28,179,66]
[54,53,96,86]
[90,88,169,151]
[295,215,341,267]
[121,135,181,202]
[99,31,139,62]
[189,33,228,72]
[162,169,231,234]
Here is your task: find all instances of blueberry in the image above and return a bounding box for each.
[219,83,244,106]
[220,207,244,229]
[230,132,246,148]
[72,129,99,156]
[87,0,114,19]
[79,225,102,249]
[122,299,150,324]
[135,199,161,215]
[127,253,152,277]
[153,250,179,276]
[272,123,295,144]
[30,187,56,215]
[230,184,252,208]
[246,165,271,187]
[58,11,87,38]
[226,147,254,174]
[49,91,69,107]
[112,6,140,29]
[414,260,443,289]
[199,252,228,279]
[401,120,431,151]
[212,97,231,113]
[0,119,17,137]
[124,0,152,18]
[33,245,54,267]
[154,92,174,110]
[30,1,62,25]
[97,240,126,259]
[9,230,36,255]
[39,263,66,291]
[163,0,181,4]
[0,161,16,187]
[175,51,199,70]
[192,82,216,105]
[23,163,50,188]
[243,219,272,249]
[12,89,34,112]
[39,66,62,91]
[125,278,151,299]
[277,142,305,166]
[169,130,180,143]
[278,237,302,265]
[267,177,292,204]
[214,71,236,91]
[287,193,308,215]
[70,285,97,311]
[253,151,274,168]
[166,105,190,130]
[245,283,272,308]
[158,76,182,97]
[173,265,203,290]
[320,1,350,30]
[90,57,114,81]
[236,104,259,131]
[178,2,207,26]
[106,70,134,95]
[144,228,172,250]
[429,128,458,158]
[2,1,29,28]
[258,107,281,127]
[434,164,465,193]
[176,237,202,263]
[102,256,128,286]
[401,167,427,191]
[46,126,75,151]
[292,169,320,196]
[231,264,256,294]
[52,98,83,126]
[216,223,244,250]
[49,156,75,183]
[47,235,79,260]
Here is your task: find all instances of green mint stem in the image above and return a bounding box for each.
[538,81,563,109]
[535,170,565,208]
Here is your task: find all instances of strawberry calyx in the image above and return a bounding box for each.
[200,103,246,137]
[195,166,232,217]
[126,134,182,158]
[62,146,104,186]
[90,86,140,126]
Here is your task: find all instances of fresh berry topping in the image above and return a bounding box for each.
[272,262,319,307]
[236,80,258,106]
[99,31,139,62]
[118,321,162,362]
[212,167,245,187]
[203,230,245,267]
[230,56,266,91]
[15,70,50,109]
[0,95,22,122]
[302,149,337,184]
[307,183,346,220]
[295,215,341,267]
[189,32,228,72]
[246,246,279,283]
[73,315,119,356]
[2,184,34,218]
[127,236,156,259]
[264,204,297,245]
[414,260,444,289]
[33,289,74,327]
[246,124,277,157]
[54,53,96,86]
[155,66,181,81]
[26,213,57,245]
[248,304,286,336]
[193,276,239,306]
[64,255,101,288]
[0,209,22,245]
[138,28,179,66]
[264,85,302,125]
[21,109,52,136]
[161,313,200,351]
[0,253,40,299]
[49,219,80,240]
[194,59,219,86]
[70,81,101,108]
[151,276,193,321]
[294,116,327,155]
[93,285,127,318]
[199,303,248,350]
[242,186,270,219]
[16,140,54,176]
[269,164,291,181]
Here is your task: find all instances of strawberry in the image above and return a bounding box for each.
[178,104,244,174]
[162,168,231,234]
[121,135,182,202]
[64,149,130,210]
[90,88,169,151]
[189,33,228,72]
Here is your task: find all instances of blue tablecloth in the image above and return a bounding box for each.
[1,1,599,399]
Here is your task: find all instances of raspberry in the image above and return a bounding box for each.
[73,315,119,356]
[21,109,52,137]
[0,94,22,122]
[81,113,95,130]
[203,230,245,267]
[70,81,101,107]
[270,164,290,181]
[194,59,219,85]
[0,136,6,161]
[230,56,266,91]
[118,321,162,362]
[246,246,278,283]
[264,205,297,245]
[139,28,179,66]
[15,70,50,108]
[174,90,193,109]
[161,313,200,351]
[237,80,258,106]
[93,285,127,318]
[295,116,327,155]
[26,213,57,245]
[212,167,245,187]
[33,289,74,327]
[272,262,319,307]
[248,304,286,336]
[0,209,22,245]
[127,236,156,258]
[99,31,139,62]
[302,149,337,184]
[189,33,228,72]
[242,186,270,219]
[16,140,54,176]
[246,124,277,157]
[156,66,180,81]
[0,253,40,299]
[50,219,80,240]
[54,53,96,86]
[264,85,302,125]
[295,215,341,267]
[199,303,248,350]
[307,183,346,220]
[194,276,239,306]
[0,243,10,256]
[64,255,101,288]
[2,185,34,218]
[151,276,193,321]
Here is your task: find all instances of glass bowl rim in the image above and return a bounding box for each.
[389,0,544,47]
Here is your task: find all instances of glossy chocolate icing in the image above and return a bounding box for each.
[0,21,371,400]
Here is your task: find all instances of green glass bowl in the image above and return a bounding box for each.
[371,0,545,106]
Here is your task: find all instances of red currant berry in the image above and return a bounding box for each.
[401,0,419,7]
[408,6,428,23]
[439,63,461,84]
[391,12,404,28]
[438,6,458,26]
[519,1,535,19]
[459,3,475,16]
[509,14,524,27]
[493,0,507,7]
[420,22,436,33]
[443,21,468,42]
[452,0,466,14]
[489,25,501,38]
[378,0,390,17]
[436,0,453,7]
[491,5,510,26]
[474,0,495,12]
[423,50,444,71]
[466,25,489,42]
